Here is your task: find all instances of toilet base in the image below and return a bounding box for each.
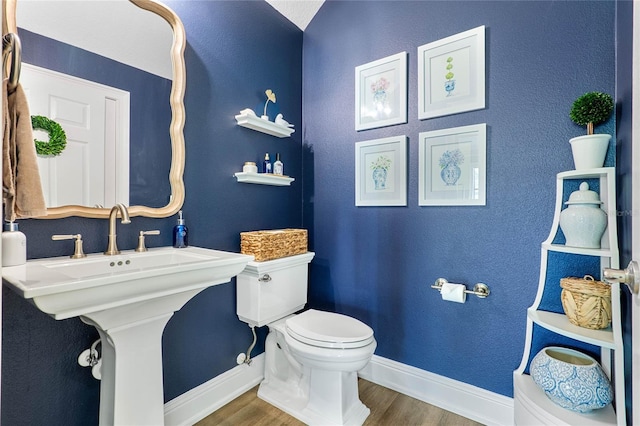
[258,374,371,426]
[257,325,372,426]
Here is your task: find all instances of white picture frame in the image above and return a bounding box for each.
[355,52,408,131]
[418,26,485,120]
[355,136,407,206]
[418,124,486,206]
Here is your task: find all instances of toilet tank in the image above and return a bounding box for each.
[237,252,315,327]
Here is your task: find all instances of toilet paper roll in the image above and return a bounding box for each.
[440,282,466,303]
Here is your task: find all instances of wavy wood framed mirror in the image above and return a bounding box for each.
[4,0,185,219]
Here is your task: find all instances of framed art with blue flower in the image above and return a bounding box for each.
[355,52,408,131]
[418,124,486,206]
[418,26,485,120]
[355,136,407,206]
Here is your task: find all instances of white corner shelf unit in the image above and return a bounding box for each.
[513,167,625,425]
[235,111,295,138]
[234,172,294,186]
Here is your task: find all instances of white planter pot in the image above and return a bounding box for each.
[569,134,611,170]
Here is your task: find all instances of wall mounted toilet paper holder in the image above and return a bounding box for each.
[431,278,490,298]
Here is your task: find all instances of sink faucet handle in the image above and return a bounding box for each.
[52,234,87,259]
[135,230,161,252]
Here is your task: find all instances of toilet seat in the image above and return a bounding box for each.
[285,309,374,349]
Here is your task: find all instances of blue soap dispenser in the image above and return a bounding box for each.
[173,210,188,248]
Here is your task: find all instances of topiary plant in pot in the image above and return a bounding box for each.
[568,92,614,170]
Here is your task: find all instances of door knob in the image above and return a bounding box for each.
[603,261,640,294]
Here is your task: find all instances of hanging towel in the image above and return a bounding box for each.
[3,79,47,221]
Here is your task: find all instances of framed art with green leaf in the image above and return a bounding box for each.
[418,26,485,119]
[355,135,407,206]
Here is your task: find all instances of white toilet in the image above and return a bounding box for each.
[236,252,377,426]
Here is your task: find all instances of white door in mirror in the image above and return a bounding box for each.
[21,63,130,208]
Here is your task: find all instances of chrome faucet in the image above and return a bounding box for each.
[104,203,131,255]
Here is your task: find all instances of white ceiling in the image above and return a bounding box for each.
[16,0,324,79]
[265,0,325,31]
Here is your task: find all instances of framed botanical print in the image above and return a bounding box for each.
[355,52,408,131]
[418,124,486,206]
[355,136,407,206]
[418,26,485,119]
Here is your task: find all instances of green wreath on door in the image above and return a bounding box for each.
[31,115,67,156]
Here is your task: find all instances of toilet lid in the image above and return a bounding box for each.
[285,309,374,349]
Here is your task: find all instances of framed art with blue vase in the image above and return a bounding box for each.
[355,52,407,131]
[418,123,486,206]
[355,136,407,206]
[418,26,485,120]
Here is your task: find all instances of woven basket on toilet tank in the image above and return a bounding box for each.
[560,275,611,330]
[240,229,308,262]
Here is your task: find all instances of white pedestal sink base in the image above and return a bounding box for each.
[2,246,254,426]
[81,289,201,426]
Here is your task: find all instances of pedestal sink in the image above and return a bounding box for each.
[2,246,253,425]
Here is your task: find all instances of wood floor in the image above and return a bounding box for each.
[196,379,484,426]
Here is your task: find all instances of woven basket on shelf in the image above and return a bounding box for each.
[560,275,611,330]
[240,229,308,262]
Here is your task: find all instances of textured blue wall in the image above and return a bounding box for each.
[161,1,303,401]
[1,1,302,424]
[302,1,616,397]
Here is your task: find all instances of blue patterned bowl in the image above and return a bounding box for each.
[530,346,613,412]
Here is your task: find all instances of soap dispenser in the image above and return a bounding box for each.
[173,210,188,248]
[2,221,26,266]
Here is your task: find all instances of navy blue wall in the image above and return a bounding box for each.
[1,1,302,424]
[302,0,616,398]
[162,0,303,401]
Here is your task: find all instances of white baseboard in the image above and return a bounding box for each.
[164,353,513,426]
[164,354,265,426]
[359,355,514,426]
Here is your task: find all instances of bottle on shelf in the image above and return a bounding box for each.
[263,153,272,174]
[273,153,284,175]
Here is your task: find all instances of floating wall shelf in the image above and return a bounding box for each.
[235,111,295,138]
[234,172,294,186]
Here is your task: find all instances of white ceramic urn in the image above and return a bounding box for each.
[560,182,607,249]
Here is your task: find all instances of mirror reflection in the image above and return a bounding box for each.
[12,0,184,216]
